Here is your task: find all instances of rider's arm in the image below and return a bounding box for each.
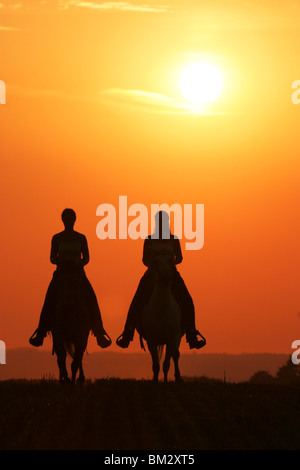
[81,235,90,266]
[173,237,183,265]
[50,235,59,265]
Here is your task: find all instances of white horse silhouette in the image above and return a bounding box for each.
[137,250,184,382]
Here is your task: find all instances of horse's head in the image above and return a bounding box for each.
[150,250,175,287]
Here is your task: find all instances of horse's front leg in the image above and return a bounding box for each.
[148,342,160,381]
[172,348,183,382]
[77,361,85,384]
[55,344,69,383]
[71,347,85,384]
[163,346,172,382]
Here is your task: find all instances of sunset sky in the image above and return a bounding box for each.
[1,0,300,363]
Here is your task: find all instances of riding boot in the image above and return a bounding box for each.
[116,270,153,349]
[29,274,58,347]
[29,304,53,347]
[29,328,47,347]
[116,326,135,348]
[186,328,206,350]
[80,275,112,348]
[93,323,112,348]
[170,271,206,349]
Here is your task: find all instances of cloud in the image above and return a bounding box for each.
[0,2,23,8]
[8,83,232,115]
[61,1,169,13]
[9,3,22,9]
[98,88,228,115]
[0,25,22,31]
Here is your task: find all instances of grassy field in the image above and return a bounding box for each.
[0,378,299,450]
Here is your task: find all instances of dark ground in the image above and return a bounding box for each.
[0,378,299,450]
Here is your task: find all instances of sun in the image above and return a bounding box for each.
[179,62,223,105]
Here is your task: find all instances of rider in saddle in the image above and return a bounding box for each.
[29,209,111,348]
[116,211,206,350]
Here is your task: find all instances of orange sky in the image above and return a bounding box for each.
[1,0,300,361]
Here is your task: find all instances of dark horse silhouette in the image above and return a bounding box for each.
[52,262,92,384]
[137,250,184,382]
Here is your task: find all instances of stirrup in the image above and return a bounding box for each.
[187,329,206,350]
[97,330,112,348]
[116,330,133,349]
[29,329,44,347]
[195,330,206,349]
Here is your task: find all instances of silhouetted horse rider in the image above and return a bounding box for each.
[116,211,206,349]
[29,209,111,348]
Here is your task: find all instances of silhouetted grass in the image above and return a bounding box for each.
[0,378,299,450]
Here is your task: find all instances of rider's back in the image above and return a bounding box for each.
[52,230,86,265]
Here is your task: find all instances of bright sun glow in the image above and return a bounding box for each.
[179,62,223,105]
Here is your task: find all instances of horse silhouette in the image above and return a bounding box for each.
[51,262,92,384]
[136,250,184,382]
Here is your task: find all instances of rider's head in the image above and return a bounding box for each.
[154,211,170,238]
[61,208,76,230]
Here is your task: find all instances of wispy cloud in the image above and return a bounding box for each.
[0,2,23,9]
[9,3,22,9]
[61,1,169,13]
[98,88,228,115]
[8,83,232,115]
[0,25,22,31]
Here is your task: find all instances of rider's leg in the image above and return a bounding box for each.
[29,275,57,347]
[80,275,111,348]
[116,270,154,348]
[171,271,206,350]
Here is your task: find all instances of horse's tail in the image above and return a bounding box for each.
[139,337,164,362]
[64,342,75,358]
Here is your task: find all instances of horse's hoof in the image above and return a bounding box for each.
[59,377,71,385]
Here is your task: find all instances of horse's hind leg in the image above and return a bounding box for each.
[173,349,183,382]
[71,348,85,384]
[56,346,69,383]
[77,362,85,384]
[148,343,160,381]
[163,347,172,382]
